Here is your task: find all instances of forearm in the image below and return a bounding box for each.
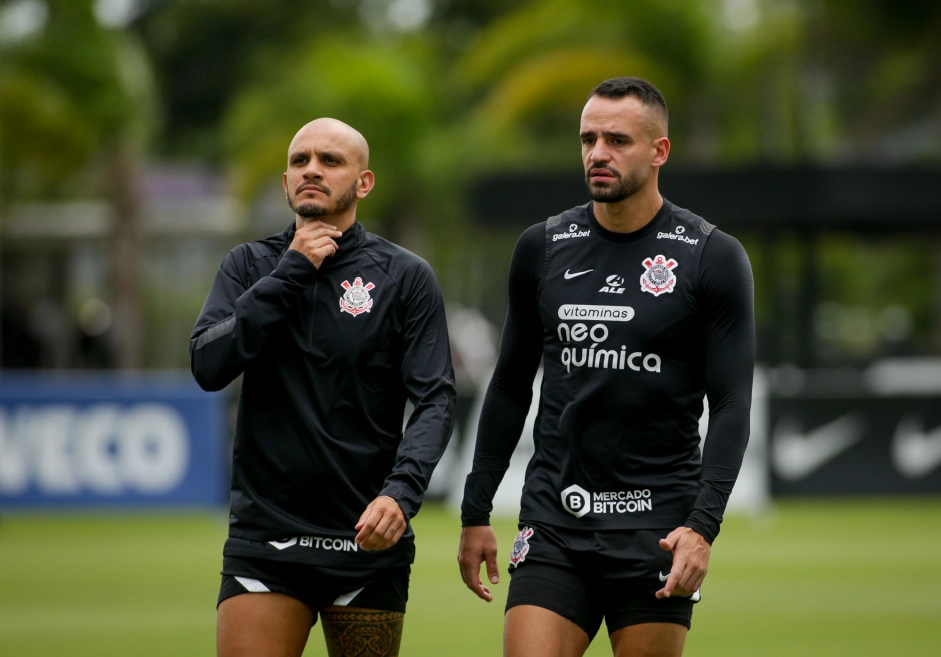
[190,249,315,390]
[685,230,755,543]
[461,221,544,526]
[460,376,533,525]
[379,265,457,519]
[380,378,457,519]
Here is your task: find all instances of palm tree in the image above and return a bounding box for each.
[0,0,157,368]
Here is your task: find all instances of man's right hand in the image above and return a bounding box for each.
[289,220,343,269]
[457,525,500,602]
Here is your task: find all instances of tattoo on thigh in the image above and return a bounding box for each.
[321,608,404,657]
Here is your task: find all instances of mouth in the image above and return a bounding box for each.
[297,183,327,195]
[588,166,616,182]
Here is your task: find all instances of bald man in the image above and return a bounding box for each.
[191,118,456,657]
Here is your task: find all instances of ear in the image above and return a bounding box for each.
[357,170,375,198]
[282,172,289,197]
[652,137,670,168]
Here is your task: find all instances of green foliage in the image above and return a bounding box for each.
[223,34,439,235]
[0,0,157,200]
[0,66,97,199]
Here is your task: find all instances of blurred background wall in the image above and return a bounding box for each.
[2,0,941,508]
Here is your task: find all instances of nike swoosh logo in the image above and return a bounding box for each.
[658,572,701,602]
[892,416,941,479]
[564,269,593,279]
[772,414,862,480]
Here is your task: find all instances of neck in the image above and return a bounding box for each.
[593,186,663,234]
[296,211,357,233]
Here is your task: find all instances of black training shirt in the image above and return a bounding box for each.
[191,221,456,567]
[461,200,754,544]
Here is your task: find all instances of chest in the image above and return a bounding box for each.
[279,261,402,361]
[539,238,701,348]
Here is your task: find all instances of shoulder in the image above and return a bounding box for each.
[699,227,753,297]
[702,227,748,262]
[360,230,438,290]
[545,203,592,239]
[361,230,429,269]
[546,203,591,230]
[518,221,546,251]
[659,201,715,246]
[223,225,291,275]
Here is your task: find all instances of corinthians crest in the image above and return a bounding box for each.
[509,526,534,567]
[339,277,375,316]
[640,255,678,296]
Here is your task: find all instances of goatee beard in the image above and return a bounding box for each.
[296,202,328,218]
[288,180,359,218]
[586,167,645,203]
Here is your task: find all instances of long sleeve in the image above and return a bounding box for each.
[461,223,545,526]
[684,230,756,543]
[190,247,317,391]
[379,259,457,520]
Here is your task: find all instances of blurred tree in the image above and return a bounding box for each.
[447,0,713,172]
[4,0,939,369]
[222,34,440,243]
[0,0,157,368]
[135,0,359,159]
[134,0,527,161]
[799,0,941,161]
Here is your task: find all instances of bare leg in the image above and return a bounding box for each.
[217,592,314,657]
[504,604,591,657]
[321,606,405,657]
[609,623,687,657]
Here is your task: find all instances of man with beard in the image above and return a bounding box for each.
[457,78,755,657]
[192,118,455,657]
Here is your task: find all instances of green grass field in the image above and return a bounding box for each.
[1,498,939,656]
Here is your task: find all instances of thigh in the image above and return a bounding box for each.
[217,591,314,657]
[319,563,410,657]
[321,607,404,657]
[609,622,687,657]
[505,605,591,657]
[593,530,695,634]
[506,561,603,642]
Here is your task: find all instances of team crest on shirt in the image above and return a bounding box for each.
[339,277,375,316]
[509,526,534,567]
[640,255,678,297]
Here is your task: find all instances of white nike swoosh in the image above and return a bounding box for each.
[772,414,863,480]
[658,572,701,602]
[892,416,941,479]
[564,269,593,280]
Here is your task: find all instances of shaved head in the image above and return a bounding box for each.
[283,117,375,227]
[288,118,370,169]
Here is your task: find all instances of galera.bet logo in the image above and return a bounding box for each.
[561,484,591,517]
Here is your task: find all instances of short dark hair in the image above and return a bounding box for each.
[590,77,668,129]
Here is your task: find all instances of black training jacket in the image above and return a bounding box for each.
[191,220,455,567]
[462,200,754,544]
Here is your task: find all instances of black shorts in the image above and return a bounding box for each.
[505,522,695,639]
[218,555,410,621]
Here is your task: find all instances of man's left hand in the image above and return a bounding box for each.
[354,496,406,551]
[656,526,711,599]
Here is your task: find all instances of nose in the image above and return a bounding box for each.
[589,142,612,165]
[302,159,323,179]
